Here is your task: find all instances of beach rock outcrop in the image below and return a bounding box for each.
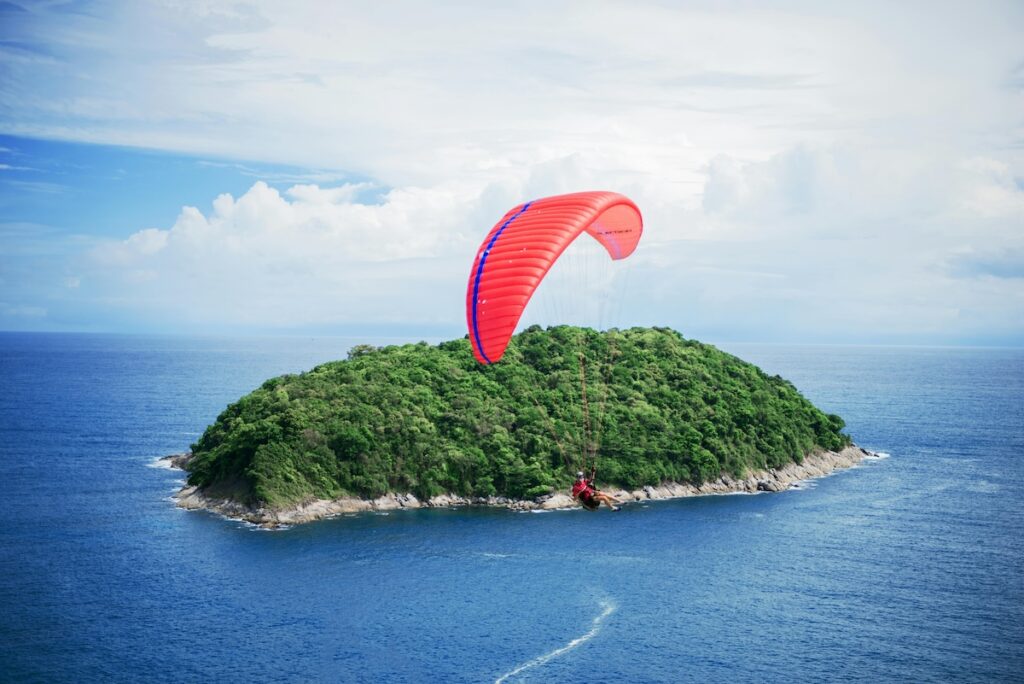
[166,445,874,527]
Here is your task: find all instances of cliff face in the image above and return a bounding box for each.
[182,326,851,512]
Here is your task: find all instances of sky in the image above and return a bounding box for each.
[1,0,1022,345]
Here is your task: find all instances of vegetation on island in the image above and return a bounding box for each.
[186,326,850,508]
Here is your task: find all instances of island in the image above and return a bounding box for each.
[166,326,871,526]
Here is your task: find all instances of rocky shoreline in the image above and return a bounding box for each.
[165,445,876,528]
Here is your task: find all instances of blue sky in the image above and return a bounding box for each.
[1,1,1022,344]
[0,134,377,332]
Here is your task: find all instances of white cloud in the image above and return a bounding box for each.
[957,157,1024,219]
[74,137,1023,342]
[5,2,1020,184]
[83,179,489,328]
[650,143,1024,341]
[0,303,47,319]
[3,1,1023,341]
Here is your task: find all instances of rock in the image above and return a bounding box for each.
[162,452,194,470]
[170,444,875,527]
[427,494,461,507]
[542,494,576,509]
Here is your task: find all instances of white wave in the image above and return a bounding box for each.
[494,600,616,684]
[516,507,579,514]
[146,457,177,469]
[865,451,891,459]
[231,518,289,532]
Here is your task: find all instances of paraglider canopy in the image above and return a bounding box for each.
[465,191,643,365]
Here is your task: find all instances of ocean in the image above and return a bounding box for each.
[1,333,1021,683]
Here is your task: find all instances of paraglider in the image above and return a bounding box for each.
[465,191,642,365]
[572,470,622,511]
[465,191,643,510]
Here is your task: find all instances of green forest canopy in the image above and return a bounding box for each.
[186,326,850,508]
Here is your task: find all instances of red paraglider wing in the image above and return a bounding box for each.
[465,191,643,364]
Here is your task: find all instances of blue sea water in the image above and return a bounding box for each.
[1,333,1022,683]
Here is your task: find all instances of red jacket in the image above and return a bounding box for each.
[572,479,594,499]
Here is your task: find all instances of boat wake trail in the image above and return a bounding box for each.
[494,600,616,684]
